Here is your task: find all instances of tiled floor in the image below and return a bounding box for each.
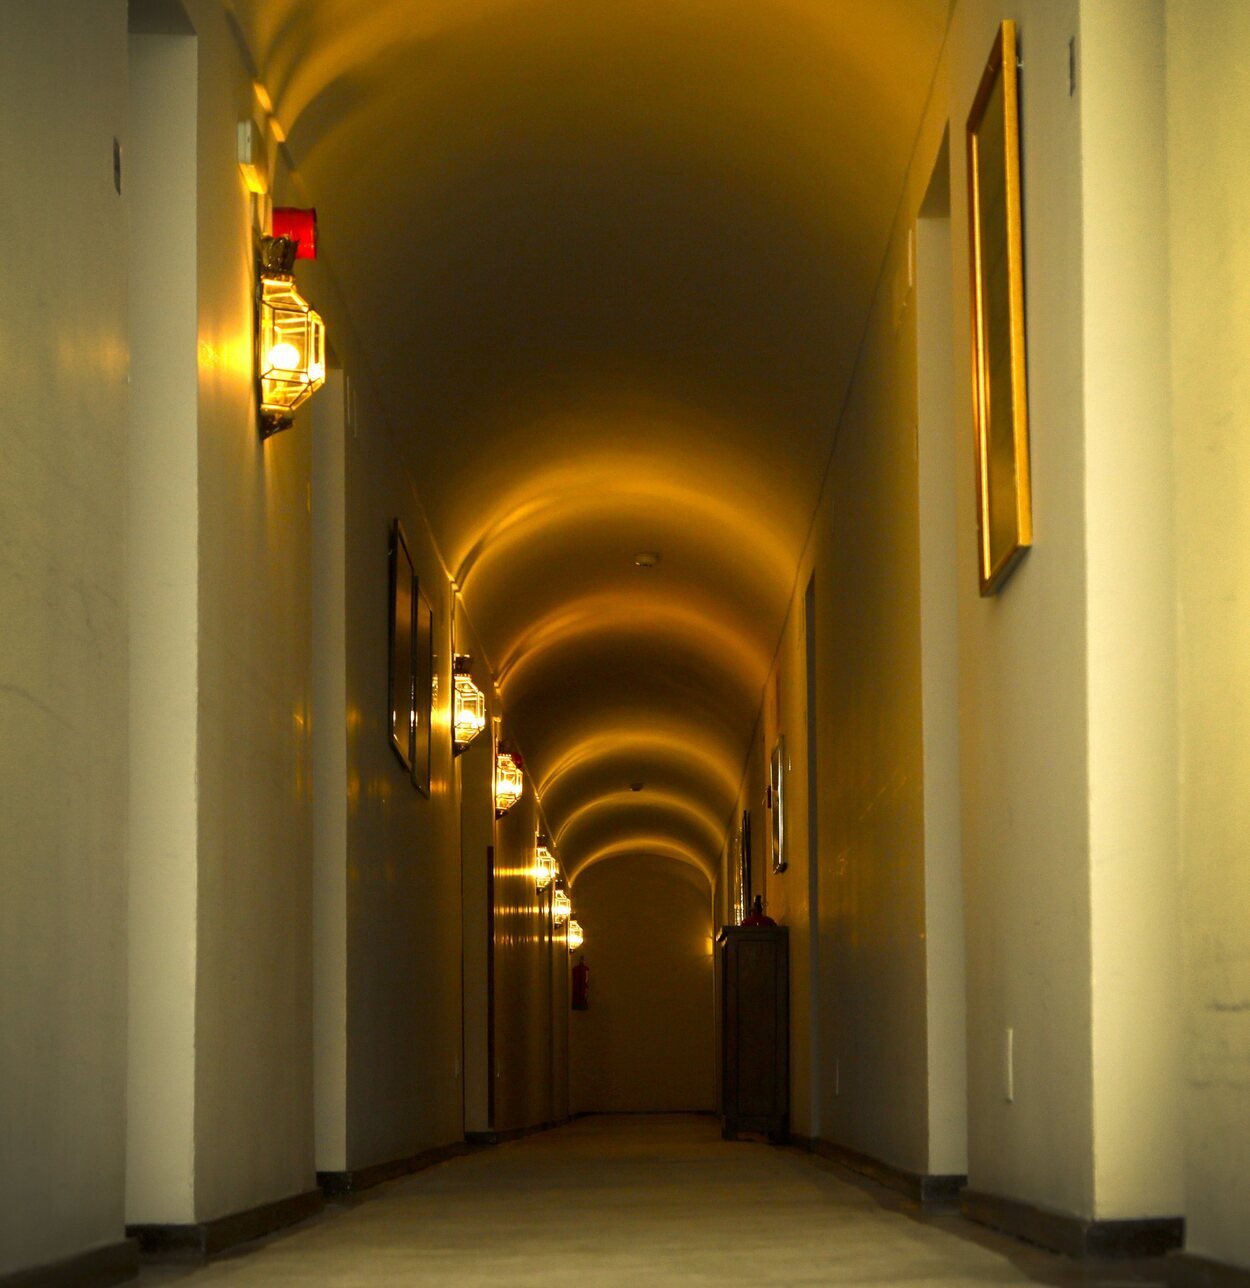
[139,1115,1169,1286]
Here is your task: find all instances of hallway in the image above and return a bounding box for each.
[138,1117,1165,1287]
[6,1,1250,1285]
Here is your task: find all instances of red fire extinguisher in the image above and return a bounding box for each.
[571,955,589,1011]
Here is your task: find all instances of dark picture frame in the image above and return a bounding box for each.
[388,519,416,774]
[769,737,787,874]
[966,19,1033,596]
[412,580,434,796]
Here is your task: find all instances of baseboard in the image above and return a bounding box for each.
[961,1188,1184,1260]
[318,1140,470,1197]
[806,1136,965,1205]
[1168,1250,1250,1287]
[127,1188,323,1260]
[571,1109,717,1117]
[466,1117,570,1146]
[0,1239,138,1288]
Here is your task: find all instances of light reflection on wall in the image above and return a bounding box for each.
[494,591,769,696]
[567,837,715,888]
[555,789,725,855]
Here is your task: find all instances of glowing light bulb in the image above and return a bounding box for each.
[552,889,572,925]
[567,919,584,951]
[266,341,301,372]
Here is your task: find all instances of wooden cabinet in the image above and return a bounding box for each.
[717,925,789,1142]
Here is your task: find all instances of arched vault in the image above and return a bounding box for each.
[230,0,952,886]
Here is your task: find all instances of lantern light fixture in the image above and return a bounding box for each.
[495,748,524,817]
[452,655,487,755]
[552,887,572,926]
[533,838,557,891]
[567,919,584,952]
[257,230,325,438]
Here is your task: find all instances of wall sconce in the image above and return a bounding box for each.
[257,231,325,438]
[567,919,584,952]
[495,748,523,817]
[533,838,557,891]
[452,655,486,755]
[552,888,572,926]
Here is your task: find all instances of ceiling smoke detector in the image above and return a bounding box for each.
[629,782,644,792]
[633,551,660,569]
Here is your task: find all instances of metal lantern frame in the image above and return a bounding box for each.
[256,234,325,438]
[452,654,486,755]
[552,887,572,926]
[566,919,584,952]
[495,748,523,817]
[533,839,557,892]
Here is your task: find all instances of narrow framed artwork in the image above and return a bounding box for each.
[412,580,434,796]
[769,737,787,874]
[388,519,416,773]
[966,19,1032,595]
[738,809,752,924]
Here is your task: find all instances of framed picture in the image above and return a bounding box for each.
[388,520,416,773]
[412,580,434,795]
[769,737,787,873]
[966,19,1033,595]
[738,809,752,924]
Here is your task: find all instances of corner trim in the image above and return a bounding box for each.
[961,1188,1184,1260]
[317,1140,470,1197]
[126,1188,323,1260]
[1168,1251,1250,1287]
[804,1136,965,1205]
[0,1239,138,1288]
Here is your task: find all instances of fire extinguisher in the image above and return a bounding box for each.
[571,955,589,1011]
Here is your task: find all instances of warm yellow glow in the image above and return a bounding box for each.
[569,837,716,888]
[495,750,523,815]
[533,843,557,891]
[567,919,584,951]
[240,163,268,195]
[452,657,487,753]
[495,590,768,697]
[258,274,326,421]
[555,789,725,854]
[537,725,742,803]
[552,888,572,925]
[237,118,269,194]
[266,341,302,370]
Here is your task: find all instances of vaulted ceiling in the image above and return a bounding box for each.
[231,0,952,886]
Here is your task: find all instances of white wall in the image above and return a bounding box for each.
[0,1,130,1273]
[1167,0,1250,1270]
[340,398,464,1168]
[184,0,316,1220]
[126,23,200,1224]
[1078,0,1183,1221]
[492,771,562,1133]
[950,0,1096,1218]
[917,141,969,1179]
[459,631,497,1137]
[312,371,349,1173]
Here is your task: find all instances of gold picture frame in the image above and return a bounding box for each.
[966,20,1032,595]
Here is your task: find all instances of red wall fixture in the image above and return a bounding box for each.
[272,207,318,259]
